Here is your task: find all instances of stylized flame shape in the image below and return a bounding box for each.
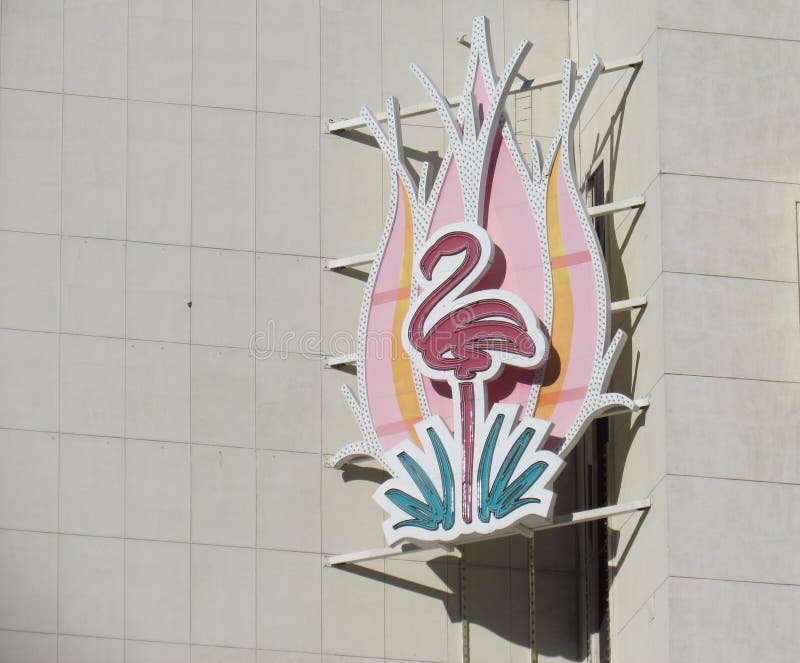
[411,20,541,433]
[523,58,637,456]
[333,98,432,472]
[332,17,638,537]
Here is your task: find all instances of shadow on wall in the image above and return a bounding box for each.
[335,544,539,654]
[584,68,652,592]
[339,444,587,659]
[340,454,538,654]
[334,126,444,197]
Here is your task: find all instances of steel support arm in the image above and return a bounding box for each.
[325,499,651,566]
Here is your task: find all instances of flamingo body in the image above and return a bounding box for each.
[407,227,546,382]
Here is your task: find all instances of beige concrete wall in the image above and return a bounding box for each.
[573,1,800,661]
[568,2,667,661]
[0,1,574,662]
[7,1,792,662]
[656,4,800,662]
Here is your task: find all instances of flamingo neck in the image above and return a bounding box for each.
[408,230,483,347]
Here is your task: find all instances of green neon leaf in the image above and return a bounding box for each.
[385,427,455,531]
[478,414,549,522]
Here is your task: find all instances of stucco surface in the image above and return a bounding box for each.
[2,1,798,662]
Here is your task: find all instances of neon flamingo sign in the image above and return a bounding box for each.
[405,223,547,525]
[332,17,638,546]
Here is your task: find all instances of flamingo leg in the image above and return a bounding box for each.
[459,381,475,524]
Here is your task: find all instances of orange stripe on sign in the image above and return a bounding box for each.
[551,250,591,270]
[389,179,424,448]
[373,285,411,306]
[536,385,588,408]
[535,147,575,422]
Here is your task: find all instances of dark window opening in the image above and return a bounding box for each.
[580,165,612,663]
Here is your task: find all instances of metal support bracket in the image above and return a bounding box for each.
[327,54,643,133]
[326,542,461,567]
[531,499,651,533]
[325,499,650,566]
[323,252,376,271]
[323,353,357,369]
[587,195,645,218]
[610,296,647,313]
[323,197,645,272]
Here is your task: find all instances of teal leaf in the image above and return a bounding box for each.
[385,427,455,532]
[478,414,549,522]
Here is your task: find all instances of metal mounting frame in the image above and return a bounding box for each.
[327,54,643,133]
[322,196,645,272]
[323,252,376,271]
[610,296,647,313]
[323,354,356,369]
[325,498,651,566]
[323,353,357,369]
[587,195,645,218]
[323,196,645,271]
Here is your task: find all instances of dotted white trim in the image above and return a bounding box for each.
[334,18,637,482]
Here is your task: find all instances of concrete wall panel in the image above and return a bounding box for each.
[0,90,61,234]
[659,0,800,41]
[0,0,63,92]
[665,374,800,484]
[663,272,800,383]
[257,0,320,116]
[63,0,127,98]
[670,577,800,663]
[129,0,192,104]
[661,175,800,283]
[659,30,800,183]
[192,0,256,110]
[127,101,192,245]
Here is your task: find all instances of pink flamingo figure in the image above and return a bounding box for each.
[405,223,547,523]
